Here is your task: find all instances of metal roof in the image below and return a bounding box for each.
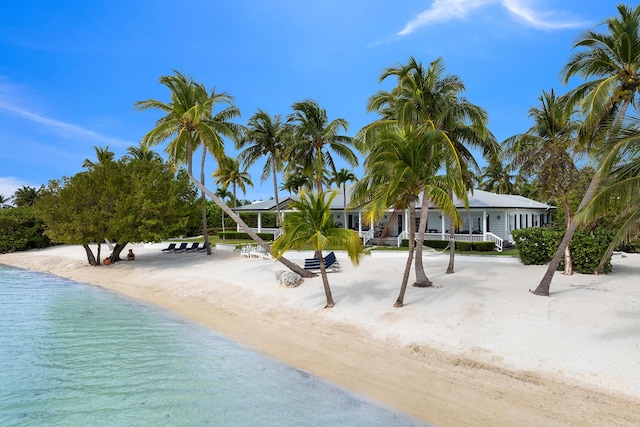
[232,187,552,212]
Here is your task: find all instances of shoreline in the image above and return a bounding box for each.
[2,244,640,426]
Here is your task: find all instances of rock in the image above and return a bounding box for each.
[275,270,303,288]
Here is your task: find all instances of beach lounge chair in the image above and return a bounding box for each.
[174,242,188,253]
[304,251,340,273]
[257,246,273,259]
[240,245,252,258]
[185,242,200,252]
[324,251,340,271]
[197,243,208,252]
[161,243,177,253]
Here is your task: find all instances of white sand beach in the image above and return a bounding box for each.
[2,244,640,426]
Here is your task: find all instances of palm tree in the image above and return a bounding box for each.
[238,109,289,225]
[83,146,115,169]
[271,190,364,308]
[125,143,162,162]
[214,186,233,236]
[578,121,640,268]
[352,122,462,306]
[534,4,640,295]
[331,168,357,228]
[12,186,40,207]
[279,173,310,195]
[137,72,311,276]
[363,56,496,284]
[0,194,11,208]
[135,71,242,255]
[212,156,253,208]
[504,89,581,275]
[480,155,517,194]
[286,99,359,191]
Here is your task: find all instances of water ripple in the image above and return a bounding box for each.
[0,265,428,426]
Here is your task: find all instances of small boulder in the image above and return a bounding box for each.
[275,270,303,288]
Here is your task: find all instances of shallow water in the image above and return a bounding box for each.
[0,265,428,426]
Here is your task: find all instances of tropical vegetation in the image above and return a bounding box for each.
[271,190,364,308]
[3,4,639,305]
[35,146,200,265]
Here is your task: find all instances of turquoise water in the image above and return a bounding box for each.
[0,265,428,426]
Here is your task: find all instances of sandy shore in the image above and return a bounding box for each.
[2,244,640,426]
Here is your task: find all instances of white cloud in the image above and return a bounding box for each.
[502,0,589,30]
[0,101,132,147]
[396,0,588,36]
[0,176,32,201]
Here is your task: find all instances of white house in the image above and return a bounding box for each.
[232,187,554,251]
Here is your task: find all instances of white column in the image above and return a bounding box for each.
[441,214,445,239]
[257,212,262,233]
[404,209,409,236]
[358,211,362,233]
[482,210,486,236]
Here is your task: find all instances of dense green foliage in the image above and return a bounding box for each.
[401,239,495,251]
[0,206,50,253]
[217,231,275,241]
[512,227,614,273]
[35,153,200,264]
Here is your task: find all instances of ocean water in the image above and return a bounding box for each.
[0,265,428,427]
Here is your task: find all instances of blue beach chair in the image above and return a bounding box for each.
[161,243,176,253]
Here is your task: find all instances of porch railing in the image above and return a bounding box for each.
[484,232,504,252]
[395,231,504,251]
[359,229,375,245]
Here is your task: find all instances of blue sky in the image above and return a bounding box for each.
[0,0,619,201]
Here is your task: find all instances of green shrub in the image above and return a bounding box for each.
[473,241,496,252]
[0,207,50,253]
[568,228,614,273]
[401,239,450,249]
[426,240,450,249]
[513,227,614,273]
[455,241,473,251]
[512,228,559,265]
[218,231,274,241]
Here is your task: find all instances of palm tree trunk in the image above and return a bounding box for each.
[446,231,456,274]
[272,161,281,227]
[189,174,314,278]
[562,199,573,275]
[201,148,212,255]
[446,186,457,274]
[316,249,335,308]
[233,183,237,208]
[414,196,433,287]
[532,169,602,296]
[395,199,416,307]
[221,208,226,238]
[343,185,348,229]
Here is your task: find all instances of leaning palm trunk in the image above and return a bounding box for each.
[272,162,282,227]
[413,196,433,287]
[395,198,417,307]
[316,249,335,308]
[533,100,631,296]
[189,175,314,278]
[532,169,602,295]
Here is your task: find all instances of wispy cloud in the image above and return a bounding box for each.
[0,101,132,147]
[397,0,589,36]
[0,176,32,200]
